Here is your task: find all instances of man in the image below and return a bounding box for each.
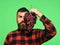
[4,7,56,45]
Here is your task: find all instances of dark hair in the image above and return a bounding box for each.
[17,7,29,14]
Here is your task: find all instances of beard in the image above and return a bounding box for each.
[17,21,33,37]
[18,21,27,30]
[17,20,34,34]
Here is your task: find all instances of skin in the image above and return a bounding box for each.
[16,12,27,24]
[30,8,43,17]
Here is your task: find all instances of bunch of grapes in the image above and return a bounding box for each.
[24,12,36,33]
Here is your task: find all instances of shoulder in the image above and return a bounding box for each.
[33,29,43,31]
[32,29,44,33]
[32,29,41,33]
[7,29,18,36]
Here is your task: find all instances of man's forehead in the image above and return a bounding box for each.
[17,12,27,16]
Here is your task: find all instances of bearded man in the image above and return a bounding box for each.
[4,7,56,45]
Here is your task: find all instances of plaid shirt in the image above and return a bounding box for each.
[4,15,56,45]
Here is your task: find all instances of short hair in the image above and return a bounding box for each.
[17,7,29,14]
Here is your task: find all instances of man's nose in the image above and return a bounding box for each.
[22,18,24,21]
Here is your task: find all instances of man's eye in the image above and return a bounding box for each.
[19,16,22,18]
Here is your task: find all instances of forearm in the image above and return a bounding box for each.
[40,15,56,36]
[38,15,56,43]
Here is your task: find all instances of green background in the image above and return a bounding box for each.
[0,0,60,45]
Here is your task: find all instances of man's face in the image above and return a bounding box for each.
[16,11,36,31]
[17,12,27,30]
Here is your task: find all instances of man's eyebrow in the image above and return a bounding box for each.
[18,15,21,16]
[18,15,22,16]
[18,15,23,17]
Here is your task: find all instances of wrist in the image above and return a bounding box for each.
[38,13,43,17]
[35,11,43,17]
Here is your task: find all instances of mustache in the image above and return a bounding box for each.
[19,21,25,24]
[18,21,27,30]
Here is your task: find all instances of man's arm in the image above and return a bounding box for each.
[30,8,56,43]
[4,33,11,45]
[40,15,56,43]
